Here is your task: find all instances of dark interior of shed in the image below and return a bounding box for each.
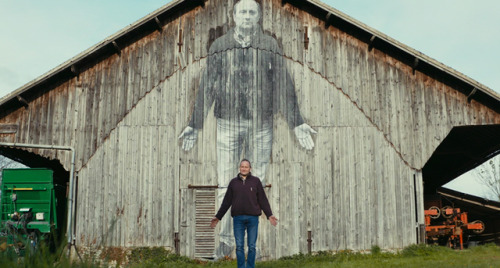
[0,147,69,185]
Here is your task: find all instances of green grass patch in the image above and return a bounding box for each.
[127,247,198,267]
[1,243,499,267]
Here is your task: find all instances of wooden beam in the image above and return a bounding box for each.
[186,184,272,188]
[16,95,29,107]
[70,65,79,76]
[412,57,419,75]
[154,17,163,32]
[188,184,218,189]
[467,88,478,103]
[325,12,332,29]
[111,41,121,55]
[368,35,376,52]
[0,124,18,134]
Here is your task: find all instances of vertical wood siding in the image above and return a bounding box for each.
[0,0,499,259]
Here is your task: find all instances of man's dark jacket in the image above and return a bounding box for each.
[215,174,273,220]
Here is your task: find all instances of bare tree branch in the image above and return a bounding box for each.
[473,155,500,201]
[0,155,26,186]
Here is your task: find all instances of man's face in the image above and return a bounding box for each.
[234,0,260,30]
[239,161,251,176]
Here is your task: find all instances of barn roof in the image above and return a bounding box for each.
[1,0,499,113]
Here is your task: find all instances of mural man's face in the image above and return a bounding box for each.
[234,0,260,31]
[239,161,251,176]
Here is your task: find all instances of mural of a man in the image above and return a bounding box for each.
[178,0,316,259]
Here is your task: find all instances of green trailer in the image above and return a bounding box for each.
[0,168,65,255]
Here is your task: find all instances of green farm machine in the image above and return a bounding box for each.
[0,168,66,255]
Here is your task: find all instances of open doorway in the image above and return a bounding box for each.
[0,147,69,254]
[422,124,500,247]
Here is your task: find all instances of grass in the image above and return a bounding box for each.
[257,244,500,268]
[0,241,97,268]
[1,243,499,267]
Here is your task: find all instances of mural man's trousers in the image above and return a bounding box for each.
[215,118,272,258]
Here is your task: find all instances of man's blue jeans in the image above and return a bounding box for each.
[233,215,259,268]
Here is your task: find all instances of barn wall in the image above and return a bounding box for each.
[74,59,418,256]
[0,0,499,259]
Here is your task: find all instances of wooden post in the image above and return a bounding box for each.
[307,231,312,254]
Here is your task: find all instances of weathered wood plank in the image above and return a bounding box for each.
[0,124,18,134]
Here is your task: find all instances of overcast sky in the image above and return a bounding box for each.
[0,0,498,198]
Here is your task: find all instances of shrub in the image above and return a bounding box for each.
[371,245,381,255]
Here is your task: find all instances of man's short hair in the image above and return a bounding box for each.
[233,0,261,18]
[240,159,252,167]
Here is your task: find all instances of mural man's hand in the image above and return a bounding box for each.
[178,126,198,151]
[293,124,317,150]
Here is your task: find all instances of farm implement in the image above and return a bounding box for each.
[425,206,485,249]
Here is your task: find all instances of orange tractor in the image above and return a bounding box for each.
[424,206,485,249]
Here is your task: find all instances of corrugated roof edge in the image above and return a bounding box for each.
[1,0,499,109]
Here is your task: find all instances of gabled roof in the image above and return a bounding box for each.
[1,0,499,115]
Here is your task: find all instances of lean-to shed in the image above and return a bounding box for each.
[0,0,499,260]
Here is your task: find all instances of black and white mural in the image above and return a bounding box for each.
[178,0,316,258]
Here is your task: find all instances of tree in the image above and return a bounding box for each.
[0,155,15,180]
[474,155,500,201]
[0,155,26,187]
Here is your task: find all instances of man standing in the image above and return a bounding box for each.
[211,159,278,268]
[179,0,315,258]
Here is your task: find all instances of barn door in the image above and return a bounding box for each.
[180,186,217,259]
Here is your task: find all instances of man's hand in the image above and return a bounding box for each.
[210,217,219,228]
[293,123,317,150]
[269,215,278,227]
[178,126,199,151]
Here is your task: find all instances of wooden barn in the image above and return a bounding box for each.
[1,0,499,260]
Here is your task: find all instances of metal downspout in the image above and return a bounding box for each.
[0,142,76,246]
